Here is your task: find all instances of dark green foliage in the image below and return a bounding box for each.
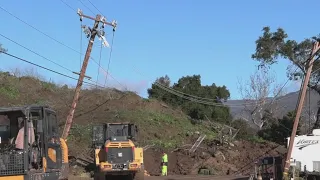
[148,74,231,122]
[257,111,301,145]
[231,119,256,140]
[252,26,320,129]
[252,26,320,86]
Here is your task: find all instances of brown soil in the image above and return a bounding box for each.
[0,73,287,176]
[143,140,286,176]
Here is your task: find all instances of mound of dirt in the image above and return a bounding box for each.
[0,72,287,176]
[143,140,286,176]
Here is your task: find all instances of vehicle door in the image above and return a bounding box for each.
[44,109,62,170]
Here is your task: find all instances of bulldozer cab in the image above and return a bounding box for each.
[92,123,144,180]
[0,105,67,179]
[92,122,138,146]
[255,156,284,180]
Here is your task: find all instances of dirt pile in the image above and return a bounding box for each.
[143,140,286,176]
[0,72,287,176]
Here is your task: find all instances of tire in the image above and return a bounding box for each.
[93,172,105,180]
[133,168,144,180]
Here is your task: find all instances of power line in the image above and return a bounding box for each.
[0,33,74,73]
[87,0,103,15]
[59,0,77,12]
[0,5,123,89]
[0,5,80,57]
[0,33,105,87]
[77,0,95,15]
[132,66,293,107]
[0,51,102,88]
[152,82,241,107]
[56,3,119,87]
[96,44,103,87]
[79,19,83,69]
[104,30,115,87]
[1,52,129,131]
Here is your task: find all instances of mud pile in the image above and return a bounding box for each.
[143,140,286,176]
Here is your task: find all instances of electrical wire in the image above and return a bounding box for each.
[75,0,115,89]
[131,65,296,107]
[77,0,95,15]
[96,44,103,88]
[80,20,83,69]
[0,5,80,57]
[0,5,121,88]
[0,51,103,88]
[104,30,115,87]
[0,33,74,73]
[152,83,242,107]
[1,2,304,110]
[0,33,106,87]
[87,0,103,15]
[59,0,77,12]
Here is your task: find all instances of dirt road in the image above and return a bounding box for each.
[145,175,249,180]
[69,175,249,180]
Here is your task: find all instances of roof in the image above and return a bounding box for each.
[0,105,52,113]
[106,122,134,125]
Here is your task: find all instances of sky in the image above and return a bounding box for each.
[0,0,319,99]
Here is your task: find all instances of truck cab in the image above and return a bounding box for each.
[92,122,144,180]
[0,105,68,180]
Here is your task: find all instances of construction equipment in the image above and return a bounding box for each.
[0,105,68,180]
[254,156,284,180]
[92,122,144,180]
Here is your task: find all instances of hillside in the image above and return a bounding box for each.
[226,90,320,123]
[0,72,286,176]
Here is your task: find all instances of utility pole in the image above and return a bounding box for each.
[61,9,117,140]
[283,41,320,179]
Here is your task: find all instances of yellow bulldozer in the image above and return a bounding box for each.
[0,105,69,180]
[92,122,144,180]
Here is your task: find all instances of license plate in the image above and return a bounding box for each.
[118,152,122,157]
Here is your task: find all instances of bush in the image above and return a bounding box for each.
[257,111,301,145]
[231,119,256,140]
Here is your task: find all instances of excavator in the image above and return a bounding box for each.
[92,122,144,180]
[0,105,68,180]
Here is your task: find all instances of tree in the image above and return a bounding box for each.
[231,119,256,139]
[252,26,320,129]
[258,111,302,145]
[237,69,285,129]
[0,44,7,53]
[148,74,231,122]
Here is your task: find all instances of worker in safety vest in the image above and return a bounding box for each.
[161,152,168,176]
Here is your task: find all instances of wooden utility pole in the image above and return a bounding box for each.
[61,9,117,140]
[283,41,320,179]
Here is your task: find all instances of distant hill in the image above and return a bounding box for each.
[226,89,320,123]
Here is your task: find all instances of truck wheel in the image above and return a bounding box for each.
[93,172,105,180]
[133,168,144,180]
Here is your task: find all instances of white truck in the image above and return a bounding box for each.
[288,129,320,178]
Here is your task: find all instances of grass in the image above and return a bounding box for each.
[0,69,223,152]
[68,123,93,144]
[41,81,57,91]
[0,85,19,99]
[65,108,218,150]
[247,135,267,143]
[117,109,217,149]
